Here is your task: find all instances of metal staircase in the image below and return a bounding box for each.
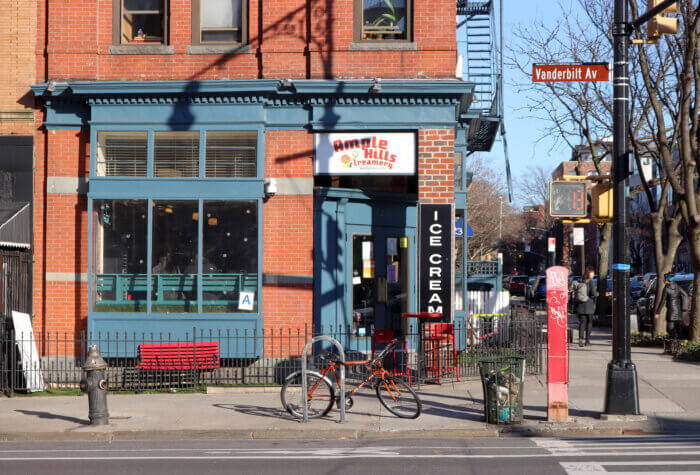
[457,0,512,199]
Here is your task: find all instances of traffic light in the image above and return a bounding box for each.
[549,181,587,218]
[647,0,678,41]
[592,183,613,220]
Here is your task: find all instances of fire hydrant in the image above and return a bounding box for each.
[79,345,109,425]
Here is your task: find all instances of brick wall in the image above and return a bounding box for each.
[418,129,455,204]
[37,0,457,82]
[262,131,314,337]
[33,128,89,337]
[0,0,36,129]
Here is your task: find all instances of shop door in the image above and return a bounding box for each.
[346,224,415,338]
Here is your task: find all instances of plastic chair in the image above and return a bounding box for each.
[423,323,460,383]
[371,329,411,385]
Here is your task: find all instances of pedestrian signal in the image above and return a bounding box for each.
[549,181,587,218]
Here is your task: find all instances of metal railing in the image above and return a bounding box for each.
[1,316,543,395]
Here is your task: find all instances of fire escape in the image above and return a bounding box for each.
[457,0,511,198]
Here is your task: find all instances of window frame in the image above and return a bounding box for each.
[113,0,169,46]
[353,0,412,43]
[191,0,248,46]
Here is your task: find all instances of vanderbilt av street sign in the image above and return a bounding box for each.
[533,63,610,82]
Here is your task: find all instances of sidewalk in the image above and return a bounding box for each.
[2,329,700,441]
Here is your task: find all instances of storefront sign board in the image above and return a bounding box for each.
[314,132,415,175]
[546,266,569,422]
[419,204,453,320]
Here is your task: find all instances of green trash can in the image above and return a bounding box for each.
[478,356,526,424]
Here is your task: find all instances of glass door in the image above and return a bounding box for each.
[346,225,414,338]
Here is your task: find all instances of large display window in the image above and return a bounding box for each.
[92,199,259,314]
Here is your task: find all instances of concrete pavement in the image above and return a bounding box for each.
[2,328,700,441]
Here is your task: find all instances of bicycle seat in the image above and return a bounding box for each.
[318,351,344,364]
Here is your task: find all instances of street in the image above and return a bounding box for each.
[2,435,700,475]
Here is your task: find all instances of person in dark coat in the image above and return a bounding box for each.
[654,272,688,340]
[573,266,597,347]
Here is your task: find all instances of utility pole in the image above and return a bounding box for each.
[499,196,503,240]
[604,0,677,415]
[605,0,639,415]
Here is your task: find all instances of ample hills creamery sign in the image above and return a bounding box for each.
[314,132,416,175]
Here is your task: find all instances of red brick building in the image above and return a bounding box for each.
[28,0,497,356]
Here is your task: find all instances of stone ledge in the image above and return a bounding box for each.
[349,42,417,51]
[108,45,175,55]
[186,44,252,55]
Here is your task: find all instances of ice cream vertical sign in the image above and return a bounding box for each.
[419,204,453,321]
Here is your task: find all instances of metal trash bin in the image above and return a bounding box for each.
[478,356,526,424]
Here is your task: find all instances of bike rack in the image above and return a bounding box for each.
[300,335,346,424]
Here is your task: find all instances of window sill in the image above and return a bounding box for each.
[349,42,417,51]
[187,44,252,55]
[109,45,175,55]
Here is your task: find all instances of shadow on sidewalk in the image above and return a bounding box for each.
[15,409,88,425]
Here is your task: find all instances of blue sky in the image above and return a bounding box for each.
[474,0,589,192]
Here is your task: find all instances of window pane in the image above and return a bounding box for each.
[201,0,241,28]
[124,0,163,10]
[455,210,465,311]
[205,131,257,178]
[122,0,164,44]
[202,30,240,43]
[93,200,148,313]
[362,0,407,40]
[96,132,147,177]
[154,132,200,177]
[202,201,258,313]
[152,201,199,313]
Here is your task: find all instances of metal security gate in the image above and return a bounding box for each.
[0,250,33,393]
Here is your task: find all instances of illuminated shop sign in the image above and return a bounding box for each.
[314,132,416,175]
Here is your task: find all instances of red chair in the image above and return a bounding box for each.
[371,329,411,385]
[423,323,459,383]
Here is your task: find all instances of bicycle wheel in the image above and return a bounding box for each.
[376,375,421,419]
[281,371,335,419]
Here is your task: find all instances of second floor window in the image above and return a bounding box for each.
[117,0,167,44]
[356,0,410,41]
[193,0,247,45]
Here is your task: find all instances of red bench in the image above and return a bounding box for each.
[136,342,220,371]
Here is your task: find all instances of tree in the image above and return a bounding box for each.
[509,0,695,335]
[465,155,522,260]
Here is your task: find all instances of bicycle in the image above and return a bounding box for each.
[280,339,421,419]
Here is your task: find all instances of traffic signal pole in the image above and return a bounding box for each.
[604,0,639,415]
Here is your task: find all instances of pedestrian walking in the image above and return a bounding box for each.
[654,272,689,340]
[572,266,597,347]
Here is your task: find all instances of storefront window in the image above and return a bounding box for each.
[153,131,200,177]
[152,201,199,313]
[93,200,148,312]
[454,151,463,190]
[205,131,257,178]
[96,132,148,177]
[202,201,258,312]
[455,210,465,312]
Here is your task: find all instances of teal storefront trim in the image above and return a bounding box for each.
[32,78,479,357]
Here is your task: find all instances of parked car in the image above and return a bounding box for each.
[509,275,529,296]
[636,275,693,333]
[595,278,646,326]
[533,276,547,301]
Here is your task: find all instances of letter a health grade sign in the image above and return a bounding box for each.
[532,63,610,82]
[419,204,453,321]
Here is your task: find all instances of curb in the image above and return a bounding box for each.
[0,424,667,442]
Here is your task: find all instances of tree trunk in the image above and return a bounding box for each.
[691,226,700,343]
[651,215,683,335]
[596,223,612,315]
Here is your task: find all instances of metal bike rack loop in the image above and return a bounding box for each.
[300,335,346,423]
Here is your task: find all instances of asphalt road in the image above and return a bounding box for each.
[2,434,700,475]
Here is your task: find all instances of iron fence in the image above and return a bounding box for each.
[1,316,543,395]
